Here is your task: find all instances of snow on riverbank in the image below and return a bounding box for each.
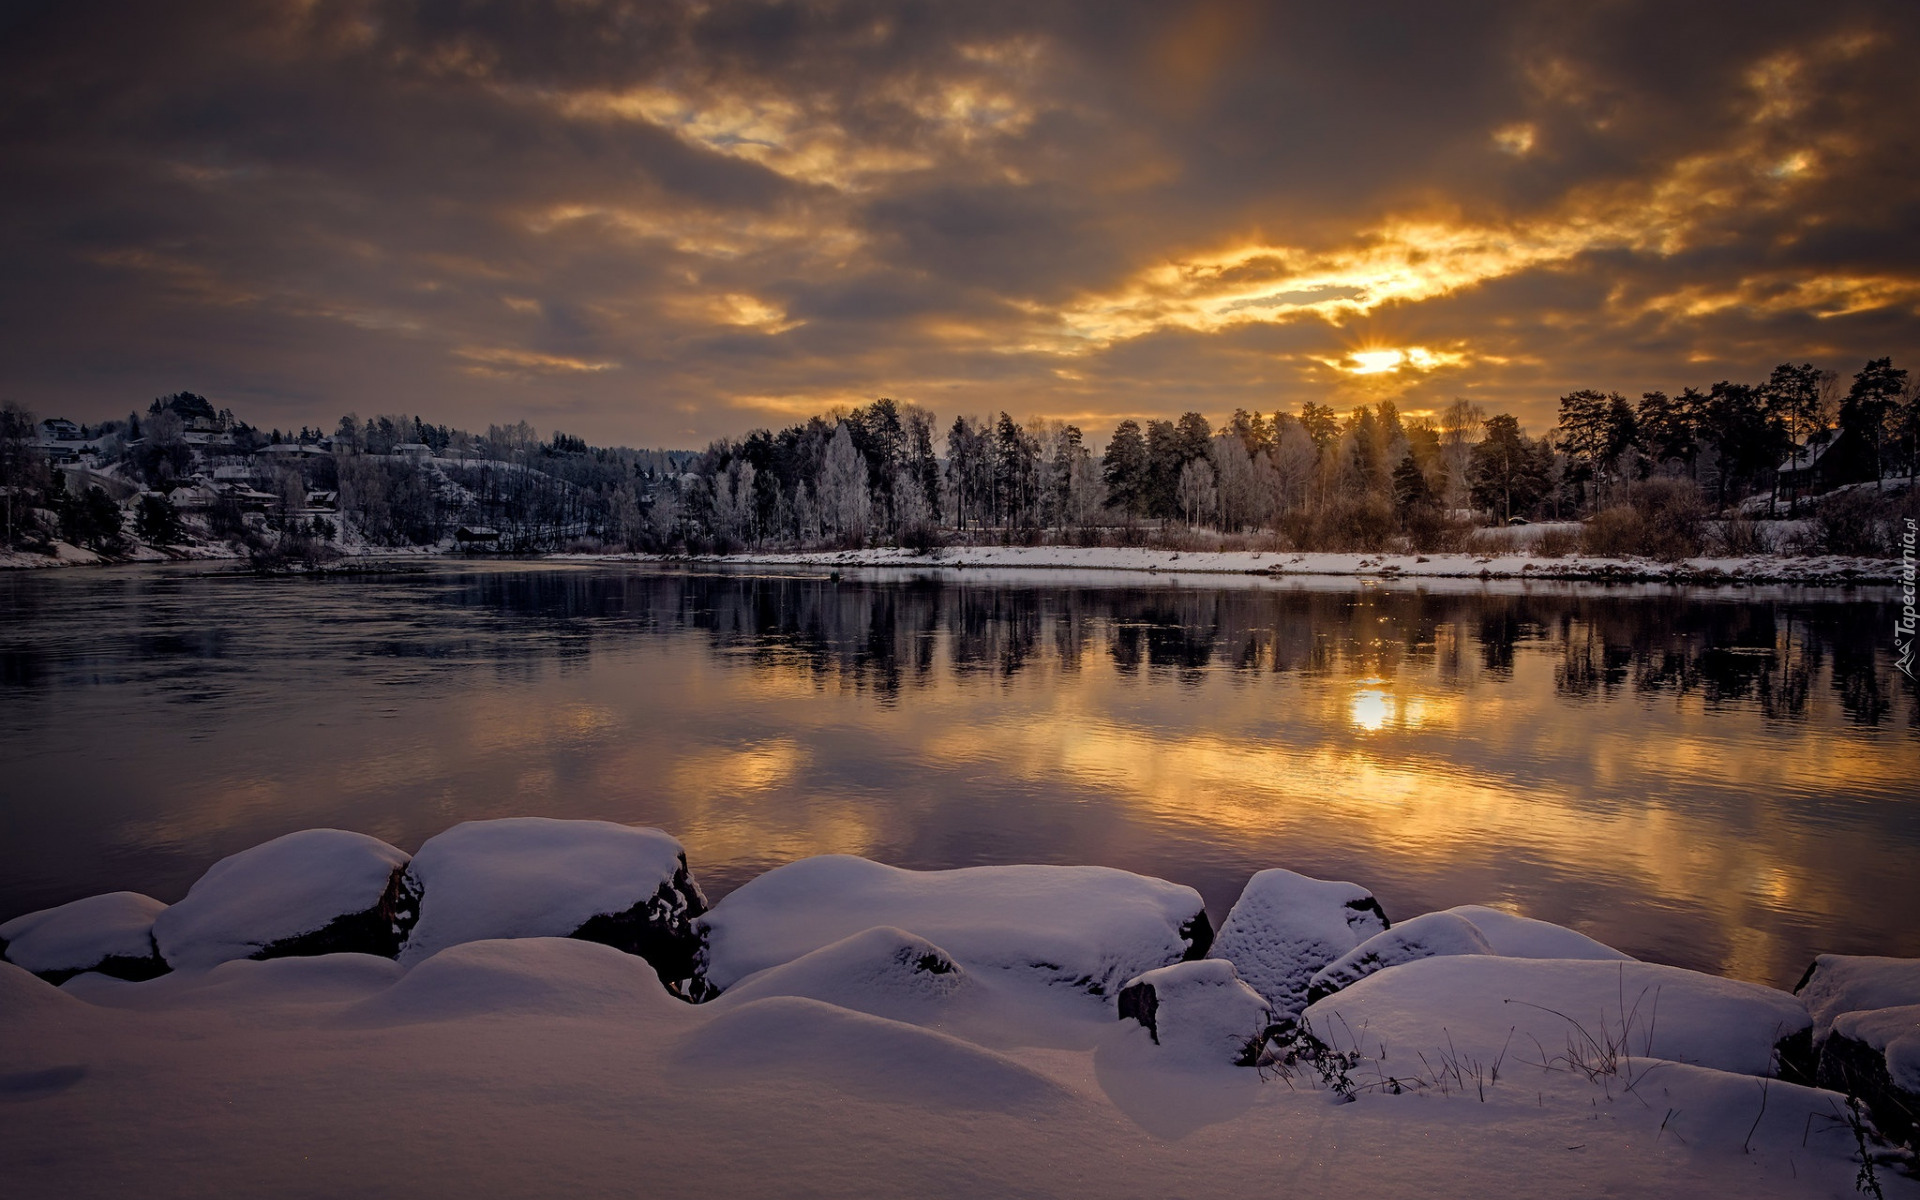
[562,544,1908,586]
[5,821,1917,1199]
[5,537,1905,586]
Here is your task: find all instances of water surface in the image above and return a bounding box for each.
[2,561,1915,988]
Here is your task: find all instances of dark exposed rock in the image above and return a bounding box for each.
[1115,960,1272,1065]
[566,855,709,1000]
[398,819,709,1001]
[153,830,413,970]
[1819,1022,1918,1148]
[0,892,171,985]
[249,866,419,963]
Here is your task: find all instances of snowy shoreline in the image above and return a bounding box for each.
[4,819,1917,1199]
[5,538,1906,586]
[563,544,1909,587]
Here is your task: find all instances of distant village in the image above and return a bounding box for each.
[2,359,1917,569]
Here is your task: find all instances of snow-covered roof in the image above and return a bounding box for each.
[1778,428,1839,473]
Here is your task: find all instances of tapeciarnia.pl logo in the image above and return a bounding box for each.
[1899,517,1917,680]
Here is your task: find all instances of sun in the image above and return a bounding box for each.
[1333,345,1463,376]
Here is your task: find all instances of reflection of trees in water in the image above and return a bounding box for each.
[419,569,1911,724]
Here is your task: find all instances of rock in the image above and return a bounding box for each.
[713,926,972,1026]
[1307,911,1496,1003]
[1205,868,1387,1018]
[1818,1005,1920,1148]
[397,818,707,998]
[1307,906,1631,1004]
[696,854,1210,998]
[1793,954,1920,1044]
[0,892,169,985]
[1116,959,1273,1066]
[153,830,413,970]
[1302,955,1811,1080]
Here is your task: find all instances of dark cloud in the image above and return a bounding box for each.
[1,0,1917,443]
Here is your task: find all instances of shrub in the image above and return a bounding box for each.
[1811,488,1908,557]
[1625,478,1705,560]
[1532,526,1582,558]
[1581,479,1705,561]
[1581,506,1644,558]
[1711,516,1772,556]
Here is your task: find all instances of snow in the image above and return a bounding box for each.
[152,829,409,970]
[1309,905,1631,1001]
[1830,1005,1920,1092]
[1302,955,1810,1079]
[714,925,974,1023]
[1204,867,1386,1016]
[0,891,165,978]
[1796,954,1920,1043]
[676,994,1072,1112]
[398,818,694,967]
[1445,904,1635,960]
[563,544,1912,586]
[1115,959,1272,1065]
[695,854,1208,996]
[351,938,685,1025]
[0,933,1895,1200]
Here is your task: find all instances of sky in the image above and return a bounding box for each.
[2,0,1918,449]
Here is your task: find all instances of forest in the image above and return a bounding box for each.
[3,356,1917,563]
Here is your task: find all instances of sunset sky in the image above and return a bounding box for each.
[3,0,1918,447]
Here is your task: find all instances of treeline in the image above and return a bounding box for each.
[4,355,1916,561]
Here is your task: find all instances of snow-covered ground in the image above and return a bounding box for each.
[564,544,1908,585]
[5,822,1916,1199]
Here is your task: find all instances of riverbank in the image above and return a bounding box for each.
[4,820,1916,1200]
[6,537,1905,588]
[565,544,1908,586]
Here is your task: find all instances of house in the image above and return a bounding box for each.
[454,526,501,548]
[39,418,82,441]
[1776,427,1878,499]
[254,442,332,461]
[393,442,432,460]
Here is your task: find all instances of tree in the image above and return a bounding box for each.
[1842,357,1908,488]
[1761,362,1826,513]
[0,401,43,547]
[1635,390,1698,475]
[1101,420,1149,520]
[61,483,123,550]
[1176,458,1217,528]
[819,422,870,544]
[1557,390,1635,509]
[1697,381,1784,509]
[1467,415,1550,522]
[1391,452,1434,517]
[1268,422,1317,515]
[1064,447,1107,530]
[1300,402,1340,452]
[1210,432,1267,531]
[1144,419,1181,519]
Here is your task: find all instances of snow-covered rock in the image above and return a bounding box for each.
[1307,905,1631,1003]
[349,938,686,1025]
[1793,954,1920,1044]
[1302,955,1811,1079]
[1116,959,1272,1065]
[0,892,168,984]
[673,994,1070,1113]
[696,855,1210,997]
[714,926,973,1025]
[1205,868,1387,1017]
[153,830,412,971]
[1818,1004,1920,1147]
[397,818,707,996]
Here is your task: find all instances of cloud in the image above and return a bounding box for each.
[0,0,1916,442]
